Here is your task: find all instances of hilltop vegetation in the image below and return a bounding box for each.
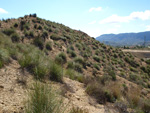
[0,14,150,113]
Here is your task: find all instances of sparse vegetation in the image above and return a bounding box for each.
[25,82,65,113]
[49,63,63,82]
[11,33,20,42]
[0,15,150,113]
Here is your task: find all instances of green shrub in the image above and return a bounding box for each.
[75,43,81,49]
[125,57,139,68]
[0,49,10,67]
[11,33,20,42]
[14,23,18,28]
[0,60,3,68]
[145,59,150,64]
[69,45,74,50]
[25,82,65,113]
[34,24,37,29]
[50,63,63,82]
[46,42,52,51]
[33,63,49,79]
[86,82,107,104]
[93,64,100,70]
[74,63,83,73]
[93,55,100,62]
[119,72,126,78]
[23,23,30,30]
[108,70,116,81]
[29,31,34,37]
[3,28,15,36]
[42,31,48,38]
[76,74,84,83]
[33,38,44,50]
[67,49,76,58]
[74,57,84,64]
[65,69,76,80]
[55,52,67,64]
[38,25,42,30]
[67,61,75,69]
[70,51,76,57]
[130,67,138,72]
[129,73,138,81]
[19,54,33,69]
[141,99,150,113]
[50,34,61,40]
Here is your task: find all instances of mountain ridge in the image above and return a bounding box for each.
[96,31,150,46]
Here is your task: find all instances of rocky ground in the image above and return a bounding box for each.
[0,59,119,113]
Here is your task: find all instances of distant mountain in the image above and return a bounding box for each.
[96,31,150,46]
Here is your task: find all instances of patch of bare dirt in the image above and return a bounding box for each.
[0,60,32,113]
[63,78,119,113]
[0,60,120,113]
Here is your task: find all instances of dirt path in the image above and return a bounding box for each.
[63,78,118,113]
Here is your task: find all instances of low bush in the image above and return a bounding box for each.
[107,70,116,81]
[38,25,42,30]
[3,28,15,36]
[14,23,18,28]
[11,33,20,42]
[74,63,83,73]
[65,69,76,80]
[33,63,49,79]
[93,63,100,70]
[49,63,63,82]
[0,48,10,68]
[50,34,61,40]
[67,61,75,69]
[125,57,139,68]
[25,82,65,113]
[86,82,107,104]
[23,23,30,30]
[145,59,150,64]
[67,49,76,57]
[33,38,44,50]
[129,73,138,82]
[46,42,52,51]
[93,55,100,62]
[74,57,84,64]
[55,52,67,64]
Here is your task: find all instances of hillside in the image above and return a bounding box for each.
[96,31,150,46]
[0,14,150,113]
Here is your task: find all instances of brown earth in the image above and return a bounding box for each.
[0,60,120,113]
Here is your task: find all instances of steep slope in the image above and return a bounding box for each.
[0,14,150,112]
[96,31,150,46]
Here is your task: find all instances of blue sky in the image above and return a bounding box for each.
[0,0,150,37]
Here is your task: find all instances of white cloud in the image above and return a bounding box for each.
[0,8,8,14]
[88,21,96,24]
[100,14,130,24]
[89,7,102,12]
[130,10,150,20]
[146,25,150,31]
[100,10,150,24]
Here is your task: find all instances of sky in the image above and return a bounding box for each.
[0,0,150,37]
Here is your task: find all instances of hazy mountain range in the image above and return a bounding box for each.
[96,31,150,46]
